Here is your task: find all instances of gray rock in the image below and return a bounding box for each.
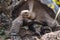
[41,30,60,40]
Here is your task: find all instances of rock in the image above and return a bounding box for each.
[40,30,60,40]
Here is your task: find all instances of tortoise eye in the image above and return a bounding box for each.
[24,12,29,16]
[25,14,29,16]
[22,12,29,18]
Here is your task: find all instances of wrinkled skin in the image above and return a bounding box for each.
[12,0,59,27]
[10,13,37,40]
[10,0,60,40]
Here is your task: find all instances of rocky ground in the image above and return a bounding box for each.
[0,0,60,40]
